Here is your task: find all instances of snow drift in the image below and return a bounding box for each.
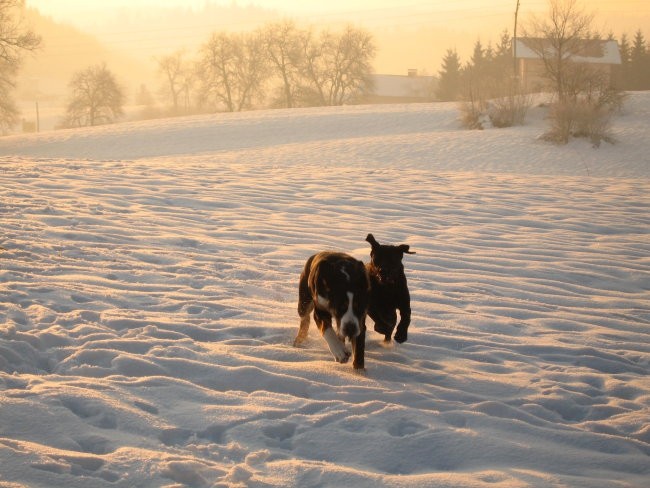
[1,95,649,487]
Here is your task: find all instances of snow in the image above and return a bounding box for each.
[1,94,649,487]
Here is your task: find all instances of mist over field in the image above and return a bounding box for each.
[15,0,650,131]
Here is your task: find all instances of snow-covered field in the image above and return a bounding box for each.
[1,95,649,487]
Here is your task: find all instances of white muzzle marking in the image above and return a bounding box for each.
[339,291,360,340]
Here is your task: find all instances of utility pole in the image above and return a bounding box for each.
[514,0,521,79]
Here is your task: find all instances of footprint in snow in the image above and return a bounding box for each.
[388,418,427,437]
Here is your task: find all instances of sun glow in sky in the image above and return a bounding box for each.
[27,0,648,26]
[22,0,650,89]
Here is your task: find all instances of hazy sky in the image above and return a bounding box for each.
[24,0,650,80]
[27,0,650,27]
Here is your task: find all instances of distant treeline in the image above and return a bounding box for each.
[155,20,376,115]
[436,29,650,103]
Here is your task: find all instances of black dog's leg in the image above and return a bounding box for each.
[370,306,397,342]
[352,318,367,370]
[394,308,410,344]
[393,287,412,343]
[395,286,411,344]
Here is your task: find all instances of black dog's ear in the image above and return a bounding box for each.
[366,234,380,250]
[399,244,415,255]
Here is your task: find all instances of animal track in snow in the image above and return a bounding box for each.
[387,419,427,437]
[60,397,118,429]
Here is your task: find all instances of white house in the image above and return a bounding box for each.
[514,38,622,92]
[362,70,436,104]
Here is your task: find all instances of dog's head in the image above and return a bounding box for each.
[366,234,415,285]
[312,253,369,341]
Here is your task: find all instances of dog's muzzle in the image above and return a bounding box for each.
[376,269,398,285]
[338,291,360,340]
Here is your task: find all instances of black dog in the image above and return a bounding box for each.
[294,252,370,369]
[366,234,415,343]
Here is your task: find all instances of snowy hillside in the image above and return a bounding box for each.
[1,96,649,487]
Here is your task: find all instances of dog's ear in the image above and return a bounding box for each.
[366,233,380,250]
[399,244,415,255]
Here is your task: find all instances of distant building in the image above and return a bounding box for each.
[514,38,622,92]
[361,70,436,104]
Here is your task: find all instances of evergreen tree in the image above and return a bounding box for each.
[437,49,461,101]
[470,40,485,73]
[494,30,512,73]
[630,30,649,90]
[461,31,514,103]
[618,33,631,89]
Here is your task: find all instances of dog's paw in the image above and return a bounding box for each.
[373,322,392,335]
[324,328,350,363]
[394,329,408,344]
[338,350,351,364]
[353,362,365,372]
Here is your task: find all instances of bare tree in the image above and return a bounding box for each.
[329,25,376,105]
[523,0,625,145]
[196,32,235,112]
[157,50,194,114]
[297,25,375,106]
[0,0,40,133]
[196,31,269,112]
[62,64,125,127]
[522,0,595,102]
[236,30,269,110]
[263,20,302,108]
[295,27,329,106]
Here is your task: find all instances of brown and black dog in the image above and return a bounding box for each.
[294,252,370,369]
[365,234,415,343]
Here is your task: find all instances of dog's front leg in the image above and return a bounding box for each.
[351,318,367,370]
[394,303,411,344]
[315,308,350,363]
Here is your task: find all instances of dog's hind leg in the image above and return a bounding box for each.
[294,311,312,346]
[294,270,314,347]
